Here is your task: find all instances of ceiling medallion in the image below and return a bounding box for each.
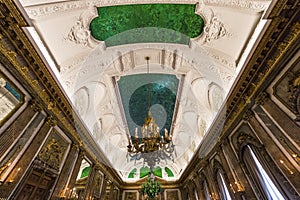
[127,56,175,169]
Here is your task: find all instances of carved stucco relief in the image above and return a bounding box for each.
[61,45,233,176]
[73,86,89,117]
[195,1,231,43]
[65,10,101,48]
[208,83,224,112]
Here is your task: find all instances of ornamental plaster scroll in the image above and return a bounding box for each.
[24,0,270,18]
[60,55,87,74]
[86,81,107,109]
[73,86,89,117]
[208,83,224,112]
[183,111,198,133]
[92,120,102,138]
[189,41,236,70]
[202,16,228,43]
[93,91,126,136]
[191,77,210,108]
[208,64,234,85]
[75,81,107,129]
[120,51,135,73]
[208,51,235,70]
[173,131,191,155]
[65,10,101,48]
[197,116,206,136]
[194,3,230,44]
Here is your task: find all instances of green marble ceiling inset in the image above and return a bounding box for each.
[90,4,204,46]
[117,74,179,139]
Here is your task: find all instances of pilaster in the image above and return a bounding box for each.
[1,116,51,198]
[51,144,79,199]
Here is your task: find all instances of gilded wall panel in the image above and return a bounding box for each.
[165,189,180,200]
[273,58,300,118]
[38,128,69,170]
[124,191,138,200]
[92,170,104,198]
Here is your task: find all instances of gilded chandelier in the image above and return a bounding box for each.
[127,57,175,168]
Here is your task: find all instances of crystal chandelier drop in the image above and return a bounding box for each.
[127,56,175,168]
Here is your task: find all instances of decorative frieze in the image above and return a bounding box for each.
[24,0,270,18]
[203,0,269,11]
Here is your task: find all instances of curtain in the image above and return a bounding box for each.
[203,180,211,200]
[243,145,286,200]
[216,171,232,200]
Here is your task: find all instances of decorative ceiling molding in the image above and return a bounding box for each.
[0,1,123,186]
[23,0,198,18]
[61,43,234,91]
[23,0,269,18]
[194,2,231,45]
[63,45,230,180]
[179,0,300,183]
[203,0,270,11]
[17,0,274,182]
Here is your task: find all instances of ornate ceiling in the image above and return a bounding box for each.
[18,0,272,181]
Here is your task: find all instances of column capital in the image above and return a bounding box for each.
[255,92,269,106]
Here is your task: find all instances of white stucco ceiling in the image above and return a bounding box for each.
[18,0,271,181]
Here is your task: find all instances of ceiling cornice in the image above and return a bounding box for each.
[179,0,300,182]
[0,0,124,186]
[2,0,298,187]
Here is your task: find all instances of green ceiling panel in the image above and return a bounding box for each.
[117,74,179,139]
[90,4,204,46]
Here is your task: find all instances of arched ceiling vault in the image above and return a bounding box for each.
[19,0,272,181]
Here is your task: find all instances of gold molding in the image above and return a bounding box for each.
[0,1,123,186]
[180,4,300,181]
[223,22,300,135]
